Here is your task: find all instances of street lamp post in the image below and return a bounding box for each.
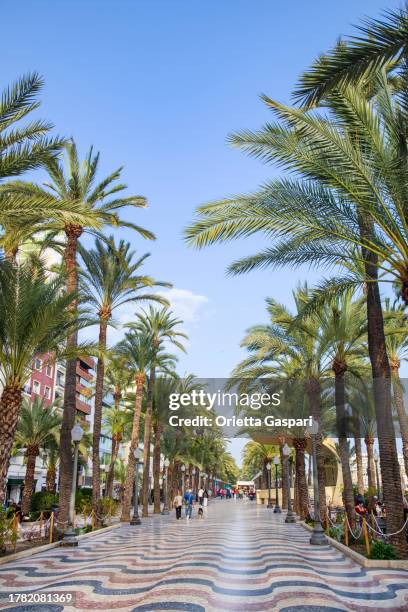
[273,456,281,513]
[307,420,327,545]
[282,444,296,523]
[373,450,381,501]
[192,467,196,492]
[266,462,273,508]
[130,448,142,525]
[162,458,170,515]
[61,423,84,546]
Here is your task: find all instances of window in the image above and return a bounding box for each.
[44,386,51,400]
[46,365,53,378]
[56,371,65,387]
[34,358,42,371]
[33,380,41,395]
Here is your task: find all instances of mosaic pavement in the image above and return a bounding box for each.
[0,500,407,611]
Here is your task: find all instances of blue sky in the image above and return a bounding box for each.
[2,1,401,463]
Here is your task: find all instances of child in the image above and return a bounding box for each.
[198,503,204,518]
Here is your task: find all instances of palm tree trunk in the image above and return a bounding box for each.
[58,225,82,529]
[21,446,39,516]
[120,372,145,522]
[333,363,355,527]
[106,433,120,498]
[360,217,406,556]
[306,378,327,520]
[46,466,56,493]
[281,446,288,509]
[365,436,376,491]
[142,367,155,517]
[354,436,365,495]
[390,363,408,480]
[294,439,309,519]
[92,316,109,524]
[106,390,121,498]
[0,384,22,501]
[153,423,162,513]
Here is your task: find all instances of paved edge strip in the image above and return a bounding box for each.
[0,523,122,566]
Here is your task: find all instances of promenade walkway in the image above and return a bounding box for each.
[0,500,407,611]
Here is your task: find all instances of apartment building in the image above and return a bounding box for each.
[6,354,99,503]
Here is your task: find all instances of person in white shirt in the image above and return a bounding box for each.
[198,488,204,504]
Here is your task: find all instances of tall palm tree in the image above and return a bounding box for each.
[129,307,187,517]
[13,398,61,515]
[80,236,169,517]
[185,75,407,554]
[383,300,408,480]
[232,288,331,517]
[307,291,368,524]
[103,355,134,497]
[5,140,154,527]
[0,258,79,500]
[117,332,154,521]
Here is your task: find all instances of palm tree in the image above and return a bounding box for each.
[232,287,331,518]
[293,6,408,107]
[80,236,169,517]
[185,75,407,554]
[13,398,61,515]
[308,291,368,524]
[129,307,187,517]
[349,382,378,492]
[0,73,64,181]
[0,258,79,500]
[117,332,154,521]
[242,442,277,490]
[43,441,59,493]
[383,300,408,480]
[102,406,132,498]
[103,355,134,497]
[5,140,154,527]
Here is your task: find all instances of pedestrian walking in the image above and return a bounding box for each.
[198,486,204,504]
[173,490,183,520]
[184,489,194,520]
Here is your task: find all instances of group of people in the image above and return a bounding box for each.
[173,487,208,520]
[354,494,386,519]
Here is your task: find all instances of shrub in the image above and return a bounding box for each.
[369,541,397,560]
[0,510,13,554]
[30,492,58,514]
[328,526,343,542]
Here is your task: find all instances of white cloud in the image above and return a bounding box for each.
[159,288,209,323]
[81,287,211,347]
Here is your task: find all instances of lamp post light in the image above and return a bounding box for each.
[282,443,296,523]
[307,419,327,545]
[373,450,381,501]
[266,462,273,508]
[61,423,84,546]
[162,458,170,515]
[273,456,281,513]
[130,448,142,525]
[181,464,186,496]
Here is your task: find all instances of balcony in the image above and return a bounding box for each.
[75,398,91,415]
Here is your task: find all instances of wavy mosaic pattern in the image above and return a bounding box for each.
[0,501,407,611]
